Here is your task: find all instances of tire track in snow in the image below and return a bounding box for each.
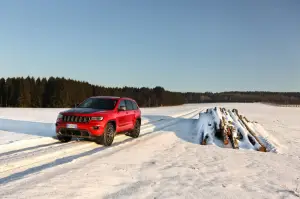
[1,109,201,173]
[1,112,202,197]
[0,109,200,162]
[0,111,200,188]
[0,141,95,168]
[0,109,202,186]
[0,141,78,161]
[0,109,197,157]
[0,142,62,157]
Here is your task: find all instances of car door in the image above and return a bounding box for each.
[116,100,128,131]
[125,100,135,129]
[131,100,141,119]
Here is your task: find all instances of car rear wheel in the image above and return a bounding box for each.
[96,122,115,146]
[128,120,140,138]
[57,135,72,143]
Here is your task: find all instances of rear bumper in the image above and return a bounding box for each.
[55,121,105,138]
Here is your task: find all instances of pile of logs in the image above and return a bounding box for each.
[201,107,267,152]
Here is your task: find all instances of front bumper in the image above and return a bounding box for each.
[55,121,105,138]
[57,128,91,138]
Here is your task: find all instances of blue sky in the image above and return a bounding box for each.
[0,0,299,92]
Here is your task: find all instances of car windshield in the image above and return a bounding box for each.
[77,98,117,110]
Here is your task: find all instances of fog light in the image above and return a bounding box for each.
[93,126,99,130]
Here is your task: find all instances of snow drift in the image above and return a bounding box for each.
[196,107,278,153]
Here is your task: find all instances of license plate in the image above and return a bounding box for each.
[66,124,77,129]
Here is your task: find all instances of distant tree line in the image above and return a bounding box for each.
[0,77,299,108]
[184,91,300,104]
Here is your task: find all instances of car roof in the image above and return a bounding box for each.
[90,96,120,99]
[90,96,134,101]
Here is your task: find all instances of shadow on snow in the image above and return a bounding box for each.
[0,118,55,138]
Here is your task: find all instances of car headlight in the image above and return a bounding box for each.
[91,116,103,121]
[57,113,63,120]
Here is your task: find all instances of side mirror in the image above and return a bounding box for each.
[118,106,126,111]
[74,103,79,108]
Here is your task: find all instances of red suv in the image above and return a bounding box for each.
[55,96,141,146]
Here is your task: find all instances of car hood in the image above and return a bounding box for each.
[62,108,111,114]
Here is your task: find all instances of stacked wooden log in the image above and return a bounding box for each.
[238,115,266,152]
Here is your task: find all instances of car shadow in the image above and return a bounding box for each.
[142,115,174,125]
[169,116,200,144]
[0,118,55,138]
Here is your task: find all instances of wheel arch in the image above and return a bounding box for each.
[135,117,141,124]
[107,119,117,130]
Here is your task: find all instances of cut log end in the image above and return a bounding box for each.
[227,127,232,136]
[258,146,267,152]
[224,139,229,145]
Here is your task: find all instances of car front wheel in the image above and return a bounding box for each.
[96,122,115,146]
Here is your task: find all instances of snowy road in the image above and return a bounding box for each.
[1,103,300,199]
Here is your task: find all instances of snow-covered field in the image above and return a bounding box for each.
[0,103,300,198]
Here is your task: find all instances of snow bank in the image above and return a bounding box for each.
[197,107,278,153]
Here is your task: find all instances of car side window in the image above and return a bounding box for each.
[125,100,133,110]
[118,100,126,110]
[131,101,138,110]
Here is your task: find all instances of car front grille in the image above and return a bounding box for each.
[62,115,91,123]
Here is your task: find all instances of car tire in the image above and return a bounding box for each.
[96,122,115,146]
[57,135,72,143]
[128,120,141,138]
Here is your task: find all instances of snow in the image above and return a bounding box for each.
[0,104,201,146]
[1,103,300,199]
